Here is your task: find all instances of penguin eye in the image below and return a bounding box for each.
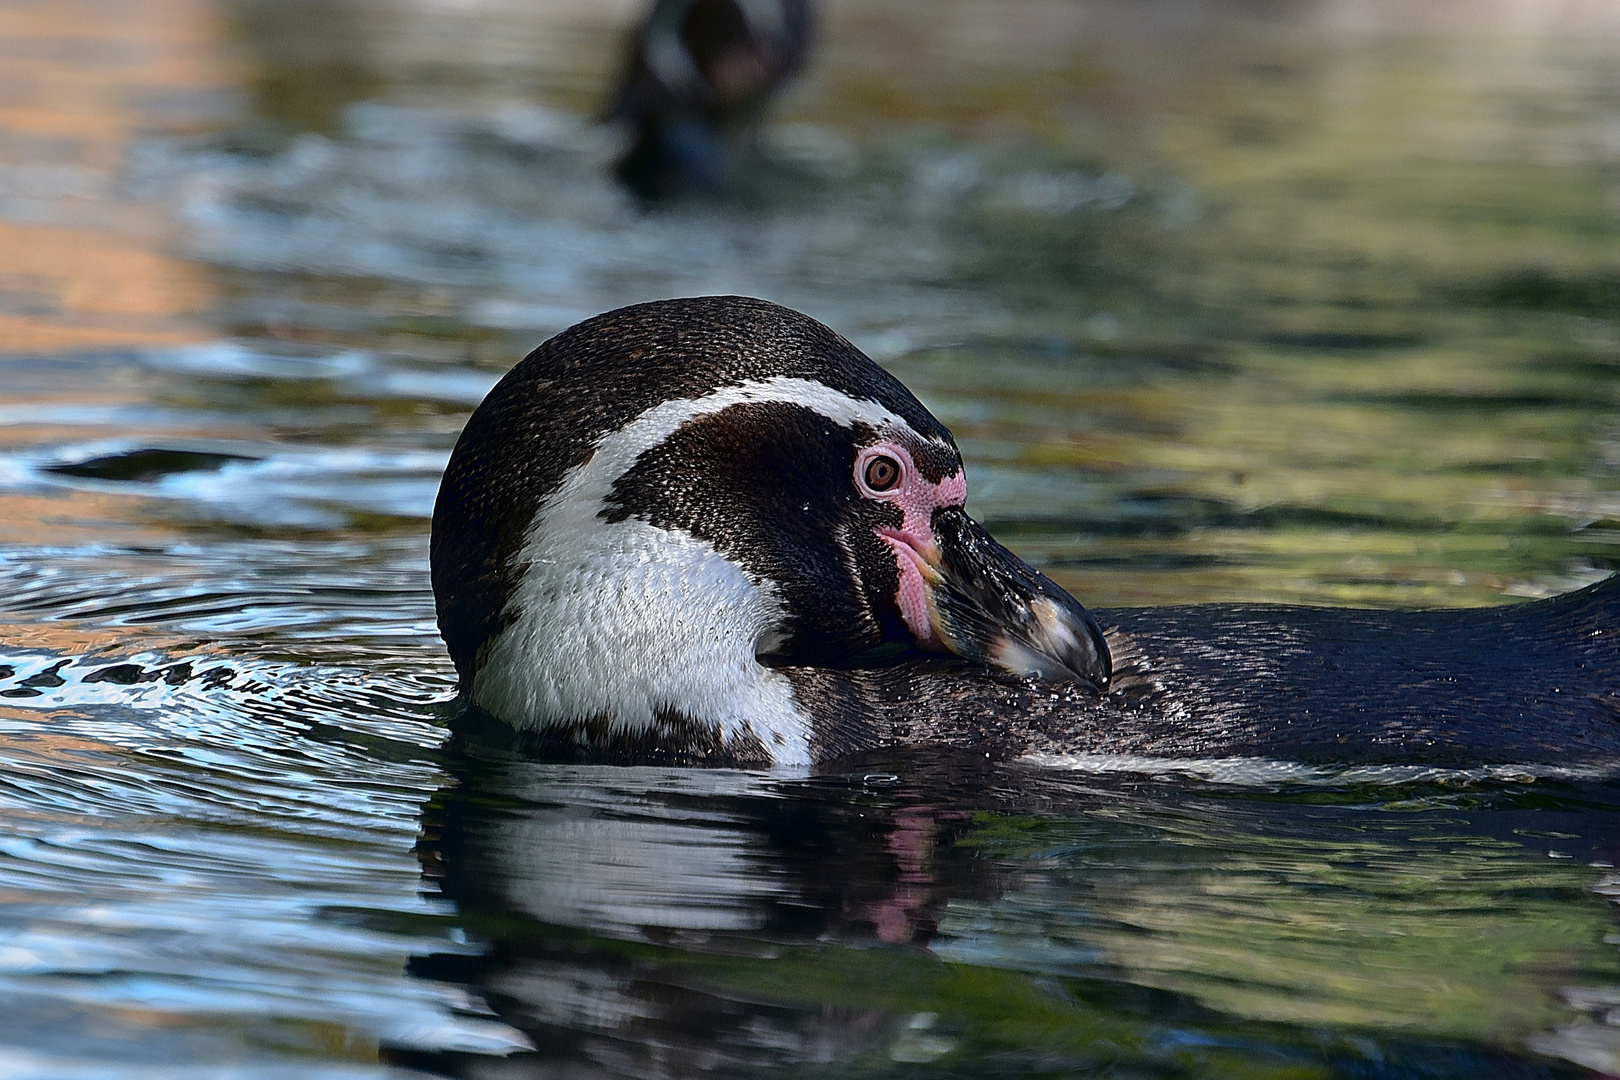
[863,454,901,492]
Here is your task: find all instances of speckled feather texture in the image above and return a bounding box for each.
[787,574,1620,767]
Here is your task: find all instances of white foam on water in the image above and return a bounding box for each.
[1021,752,1620,787]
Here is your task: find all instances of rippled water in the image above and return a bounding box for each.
[5,0,1620,1075]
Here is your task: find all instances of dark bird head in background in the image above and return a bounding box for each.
[606,0,814,201]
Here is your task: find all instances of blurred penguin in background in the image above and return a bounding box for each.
[606,0,814,201]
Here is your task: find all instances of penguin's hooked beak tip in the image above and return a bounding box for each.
[921,507,1111,693]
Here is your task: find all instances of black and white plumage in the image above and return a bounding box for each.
[432,296,1620,769]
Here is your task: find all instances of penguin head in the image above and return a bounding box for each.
[431,296,1109,763]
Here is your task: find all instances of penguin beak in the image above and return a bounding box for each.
[903,507,1112,693]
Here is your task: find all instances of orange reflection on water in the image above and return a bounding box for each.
[0,0,231,353]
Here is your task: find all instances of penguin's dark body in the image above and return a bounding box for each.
[788,580,1620,765]
[430,296,1620,769]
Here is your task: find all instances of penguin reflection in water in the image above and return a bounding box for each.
[405,754,1620,1078]
[430,296,1620,769]
[406,759,1000,1077]
[605,0,813,199]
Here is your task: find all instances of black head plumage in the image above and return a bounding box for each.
[431,296,1109,762]
[432,296,952,686]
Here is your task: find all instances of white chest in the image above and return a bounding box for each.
[471,516,812,766]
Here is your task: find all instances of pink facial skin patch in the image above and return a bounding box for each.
[855,441,966,648]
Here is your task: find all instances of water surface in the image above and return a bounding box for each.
[4,0,1620,1076]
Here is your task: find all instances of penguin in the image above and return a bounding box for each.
[430,295,1620,769]
[604,0,814,200]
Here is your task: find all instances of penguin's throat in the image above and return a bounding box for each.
[473,519,811,766]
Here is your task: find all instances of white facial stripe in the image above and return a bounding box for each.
[552,376,943,523]
[474,376,939,766]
